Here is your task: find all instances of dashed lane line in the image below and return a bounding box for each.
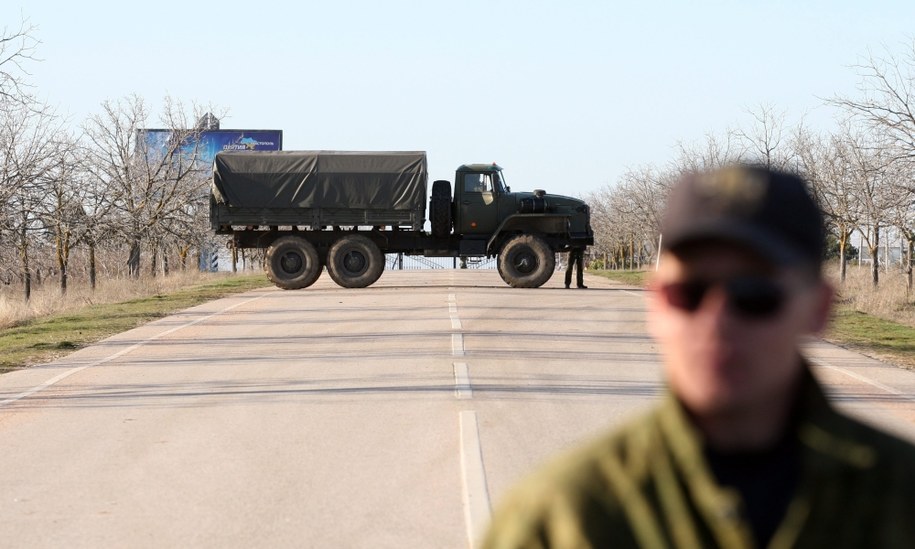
[449,292,465,356]
[460,410,492,548]
[454,362,473,400]
[449,290,491,547]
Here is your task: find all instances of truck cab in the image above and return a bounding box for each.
[429,163,594,287]
[454,164,507,235]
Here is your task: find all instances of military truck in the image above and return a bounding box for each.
[210,150,592,289]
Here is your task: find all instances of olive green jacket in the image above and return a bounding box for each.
[483,370,915,548]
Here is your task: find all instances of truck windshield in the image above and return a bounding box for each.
[493,171,507,193]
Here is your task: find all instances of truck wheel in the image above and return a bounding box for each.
[265,236,322,290]
[498,234,555,288]
[430,180,452,238]
[326,234,385,288]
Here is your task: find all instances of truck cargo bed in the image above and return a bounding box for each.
[211,151,427,231]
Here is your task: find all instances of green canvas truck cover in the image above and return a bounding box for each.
[212,150,428,211]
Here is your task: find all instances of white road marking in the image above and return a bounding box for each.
[459,410,491,548]
[449,293,464,352]
[450,292,488,547]
[449,294,461,328]
[452,334,465,356]
[0,294,266,408]
[454,362,472,399]
[810,357,915,402]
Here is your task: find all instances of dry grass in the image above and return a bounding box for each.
[0,272,269,373]
[826,265,915,328]
[822,265,915,370]
[0,271,227,330]
[592,269,649,287]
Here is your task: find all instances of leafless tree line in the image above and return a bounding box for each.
[0,21,220,300]
[587,43,915,296]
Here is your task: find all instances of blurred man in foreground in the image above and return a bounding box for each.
[484,165,915,548]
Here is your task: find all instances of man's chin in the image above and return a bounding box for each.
[678,386,749,416]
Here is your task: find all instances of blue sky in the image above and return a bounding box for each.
[4,1,915,197]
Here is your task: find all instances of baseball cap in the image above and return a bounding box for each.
[660,165,825,271]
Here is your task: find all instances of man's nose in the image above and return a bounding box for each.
[694,286,733,328]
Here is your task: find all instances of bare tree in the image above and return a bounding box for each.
[844,129,900,288]
[886,180,915,295]
[617,166,676,265]
[0,99,66,299]
[825,42,915,294]
[587,165,676,270]
[83,95,212,278]
[794,124,863,283]
[39,136,113,294]
[674,130,746,173]
[584,186,615,266]
[0,18,39,104]
[736,104,796,170]
[831,42,915,168]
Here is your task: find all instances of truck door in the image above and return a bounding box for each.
[457,172,500,235]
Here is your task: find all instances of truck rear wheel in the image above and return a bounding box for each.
[498,234,555,288]
[326,234,385,288]
[430,180,452,238]
[265,236,322,290]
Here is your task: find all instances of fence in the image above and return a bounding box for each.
[385,254,497,270]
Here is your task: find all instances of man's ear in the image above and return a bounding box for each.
[808,282,834,335]
[644,273,668,341]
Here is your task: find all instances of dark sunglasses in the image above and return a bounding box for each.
[657,276,788,319]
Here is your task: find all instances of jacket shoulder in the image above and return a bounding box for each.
[483,411,661,548]
[814,405,915,469]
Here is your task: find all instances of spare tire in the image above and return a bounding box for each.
[497,234,555,288]
[430,180,452,239]
[265,236,322,290]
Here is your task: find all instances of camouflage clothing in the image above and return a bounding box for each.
[484,366,915,548]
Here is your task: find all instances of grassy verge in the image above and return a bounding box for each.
[592,269,649,287]
[592,269,915,370]
[0,274,268,374]
[824,305,915,370]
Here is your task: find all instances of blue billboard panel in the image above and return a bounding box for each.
[198,130,283,164]
[142,129,283,167]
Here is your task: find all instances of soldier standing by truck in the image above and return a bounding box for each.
[564,247,587,289]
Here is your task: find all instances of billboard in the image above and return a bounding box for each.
[142,129,283,166]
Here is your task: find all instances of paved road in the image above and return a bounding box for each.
[1,270,914,548]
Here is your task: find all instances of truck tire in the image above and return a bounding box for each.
[326,234,385,288]
[265,235,322,290]
[498,234,555,288]
[430,180,452,239]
